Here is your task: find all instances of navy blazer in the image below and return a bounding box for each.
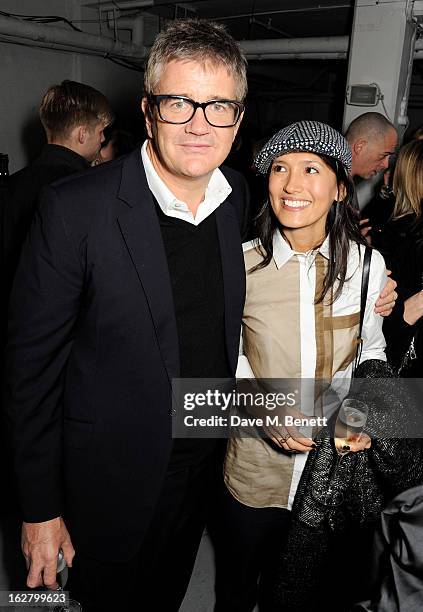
[6,148,247,561]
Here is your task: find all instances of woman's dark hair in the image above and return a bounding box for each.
[103,127,136,158]
[252,153,367,304]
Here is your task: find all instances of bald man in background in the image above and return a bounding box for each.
[345,112,398,245]
[345,112,398,181]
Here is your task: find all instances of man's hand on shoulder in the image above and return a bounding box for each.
[22,516,75,589]
[375,270,397,317]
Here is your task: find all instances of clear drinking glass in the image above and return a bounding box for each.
[52,550,83,612]
[313,398,369,507]
[336,399,369,450]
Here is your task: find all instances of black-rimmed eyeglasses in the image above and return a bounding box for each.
[148,94,244,128]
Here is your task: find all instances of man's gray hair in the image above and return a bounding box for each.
[144,18,248,101]
[345,112,396,143]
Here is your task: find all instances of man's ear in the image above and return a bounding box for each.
[67,125,86,145]
[141,97,153,139]
[353,138,367,156]
[77,125,88,145]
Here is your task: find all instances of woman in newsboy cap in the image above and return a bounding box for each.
[214,121,423,612]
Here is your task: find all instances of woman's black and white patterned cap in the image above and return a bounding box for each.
[254,120,352,175]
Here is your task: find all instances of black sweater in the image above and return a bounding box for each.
[155,202,231,466]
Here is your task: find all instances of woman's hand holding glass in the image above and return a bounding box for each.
[334,432,371,453]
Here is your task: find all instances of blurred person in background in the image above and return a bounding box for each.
[345,112,398,243]
[4,79,112,301]
[92,126,136,165]
[345,112,397,183]
[382,139,423,374]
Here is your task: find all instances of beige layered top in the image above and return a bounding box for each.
[224,231,387,509]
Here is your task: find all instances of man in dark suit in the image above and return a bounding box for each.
[6,19,248,612]
[4,80,112,301]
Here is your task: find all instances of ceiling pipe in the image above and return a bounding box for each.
[212,4,352,21]
[246,52,347,60]
[0,14,147,59]
[241,35,423,56]
[246,51,423,60]
[85,1,154,9]
[0,35,143,62]
[240,35,350,55]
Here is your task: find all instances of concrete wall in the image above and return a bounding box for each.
[0,0,143,173]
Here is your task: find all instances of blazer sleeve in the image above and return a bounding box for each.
[5,185,85,522]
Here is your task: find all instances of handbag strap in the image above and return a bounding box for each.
[353,245,372,375]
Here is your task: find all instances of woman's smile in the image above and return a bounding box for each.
[280,198,312,210]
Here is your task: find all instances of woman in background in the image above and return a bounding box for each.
[92,127,136,165]
[383,139,423,374]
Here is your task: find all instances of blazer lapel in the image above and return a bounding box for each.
[117,150,180,383]
[216,198,246,376]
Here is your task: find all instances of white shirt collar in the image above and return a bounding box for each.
[272,230,330,269]
[140,140,232,226]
